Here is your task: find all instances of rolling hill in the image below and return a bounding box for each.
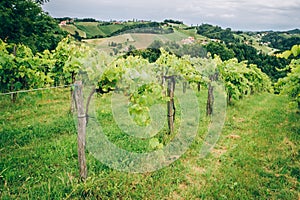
[59,20,299,55]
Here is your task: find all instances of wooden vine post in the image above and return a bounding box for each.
[165,76,176,134]
[70,73,77,113]
[182,81,187,94]
[197,82,201,92]
[206,73,218,116]
[74,81,87,180]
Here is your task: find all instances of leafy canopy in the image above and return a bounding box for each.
[0,0,65,53]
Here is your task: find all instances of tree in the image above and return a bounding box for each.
[34,0,49,4]
[227,43,289,81]
[205,42,235,61]
[0,0,66,53]
[148,40,164,49]
[128,44,136,52]
[197,24,236,43]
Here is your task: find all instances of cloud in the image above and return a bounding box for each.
[42,0,300,30]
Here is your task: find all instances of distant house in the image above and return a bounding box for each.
[59,19,74,26]
[200,39,209,45]
[181,36,195,44]
[59,21,67,26]
[210,38,221,43]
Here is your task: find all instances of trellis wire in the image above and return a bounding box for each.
[0,85,71,96]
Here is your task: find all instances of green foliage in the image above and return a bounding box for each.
[51,36,90,85]
[101,48,271,113]
[163,19,183,24]
[124,48,161,63]
[189,55,272,103]
[0,0,66,53]
[147,40,207,59]
[95,55,166,126]
[34,0,49,4]
[217,58,272,102]
[73,21,170,39]
[261,32,300,50]
[178,43,207,58]
[205,42,235,61]
[197,24,237,43]
[194,25,291,81]
[276,44,300,108]
[110,22,172,36]
[148,40,164,49]
[226,42,289,81]
[0,39,53,94]
[0,36,93,102]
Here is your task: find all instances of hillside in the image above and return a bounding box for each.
[59,21,175,39]
[59,22,124,38]
[83,30,200,52]
[59,20,300,55]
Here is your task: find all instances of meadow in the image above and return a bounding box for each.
[0,88,299,199]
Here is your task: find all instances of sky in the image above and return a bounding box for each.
[42,0,300,31]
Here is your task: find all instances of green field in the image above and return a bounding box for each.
[83,30,199,54]
[62,22,205,49]
[60,22,299,57]
[0,88,299,199]
[59,24,86,38]
[98,24,124,36]
[75,22,106,38]
[60,22,126,38]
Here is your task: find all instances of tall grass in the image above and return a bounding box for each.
[0,89,299,199]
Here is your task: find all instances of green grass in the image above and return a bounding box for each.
[83,30,196,53]
[0,89,299,199]
[74,22,124,38]
[155,30,190,42]
[60,24,86,38]
[75,22,106,38]
[98,24,124,36]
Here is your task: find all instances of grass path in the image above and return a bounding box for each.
[0,91,299,199]
[174,93,299,199]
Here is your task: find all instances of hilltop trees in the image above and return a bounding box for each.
[194,24,290,81]
[0,0,65,53]
[197,24,236,43]
[205,42,235,61]
[261,32,300,50]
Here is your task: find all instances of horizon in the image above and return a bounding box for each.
[52,16,300,32]
[42,0,300,32]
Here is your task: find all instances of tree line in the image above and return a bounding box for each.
[195,24,291,81]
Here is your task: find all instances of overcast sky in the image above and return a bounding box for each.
[42,0,300,31]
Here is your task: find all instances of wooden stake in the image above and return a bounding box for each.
[74,81,87,180]
[206,73,218,116]
[166,76,176,134]
[183,81,187,94]
[197,82,201,92]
